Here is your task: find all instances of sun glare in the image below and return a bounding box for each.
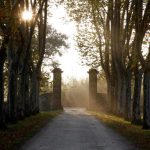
[22,10,33,21]
[58,49,88,82]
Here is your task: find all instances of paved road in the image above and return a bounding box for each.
[20,108,140,150]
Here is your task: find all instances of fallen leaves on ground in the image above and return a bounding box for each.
[0,111,61,150]
[91,112,150,150]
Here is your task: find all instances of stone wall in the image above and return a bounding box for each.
[88,68,108,110]
[39,68,63,111]
[39,93,53,111]
[51,68,63,110]
[97,93,108,107]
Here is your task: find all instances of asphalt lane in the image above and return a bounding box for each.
[20,108,140,150]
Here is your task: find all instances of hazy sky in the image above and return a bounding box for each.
[48,5,88,81]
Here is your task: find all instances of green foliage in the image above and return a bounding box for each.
[39,25,68,92]
[62,0,103,69]
[45,25,68,57]
[40,71,53,93]
[31,24,68,66]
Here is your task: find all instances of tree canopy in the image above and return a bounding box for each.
[63,0,150,128]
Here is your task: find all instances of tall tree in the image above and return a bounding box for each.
[133,0,150,128]
[63,0,150,124]
[0,0,68,127]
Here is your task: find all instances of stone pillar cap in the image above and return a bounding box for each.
[52,68,63,73]
[88,68,99,74]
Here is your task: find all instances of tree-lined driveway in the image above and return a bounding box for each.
[21,108,139,150]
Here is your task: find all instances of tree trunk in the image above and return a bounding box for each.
[143,70,150,129]
[30,72,36,114]
[110,63,119,114]
[18,66,31,118]
[125,71,132,121]
[35,78,40,113]
[30,72,40,114]
[132,68,142,125]
[116,72,126,116]
[120,76,127,117]
[24,65,30,117]
[8,62,18,122]
[107,82,113,111]
[116,76,123,115]
[0,52,6,129]
[17,72,25,120]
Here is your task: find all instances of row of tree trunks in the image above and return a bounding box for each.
[8,61,18,122]
[134,0,150,129]
[107,70,141,122]
[30,72,40,114]
[125,71,132,121]
[7,62,40,122]
[24,67,30,117]
[17,72,25,120]
[108,0,145,125]
[64,0,150,129]
[0,0,55,129]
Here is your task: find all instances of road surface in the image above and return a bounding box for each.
[20,108,140,150]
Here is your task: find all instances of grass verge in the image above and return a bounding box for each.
[0,111,62,150]
[91,111,150,150]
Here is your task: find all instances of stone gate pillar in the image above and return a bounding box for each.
[88,68,99,109]
[51,68,63,110]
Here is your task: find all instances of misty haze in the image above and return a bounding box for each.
[0,0,150,150]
